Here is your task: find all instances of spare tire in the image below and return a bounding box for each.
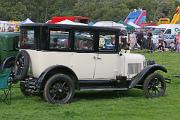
[14,50,30,80]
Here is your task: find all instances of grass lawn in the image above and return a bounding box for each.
[1,51,180,120]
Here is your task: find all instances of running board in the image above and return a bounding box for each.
[79,80,130,89]
[80,87,128,91]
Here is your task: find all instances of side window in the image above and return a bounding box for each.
[49,30,70,50]
[164,29,171,34]
[20,29,35,49]
[99,32,116,51]
[74,31,94,51]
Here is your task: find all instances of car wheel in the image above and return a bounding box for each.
[143,73,166,98]
[43,74,75,104]
[14,50,30,80]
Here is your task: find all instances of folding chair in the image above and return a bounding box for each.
[0,68,12,104]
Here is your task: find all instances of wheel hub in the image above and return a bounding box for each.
[58,89,63,93]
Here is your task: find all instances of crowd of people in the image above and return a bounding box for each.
[123,29,180,53]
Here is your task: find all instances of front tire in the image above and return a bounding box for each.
[43,74,75,104]
[143,73,166,98]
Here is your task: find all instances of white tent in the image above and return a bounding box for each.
[93,21,126,29]
[144,25,165,29]
[56,19,88,26]
[21,18,34,24]
[127,22,140,28]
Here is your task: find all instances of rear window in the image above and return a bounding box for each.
[20,29,35,49]
[49,30,70,50]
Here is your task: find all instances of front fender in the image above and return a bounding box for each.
[129,64,167,88]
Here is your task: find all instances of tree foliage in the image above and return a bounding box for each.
[0,0,178,22]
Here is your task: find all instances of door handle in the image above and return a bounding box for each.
[97,57,102,59]
[93,56,102,59]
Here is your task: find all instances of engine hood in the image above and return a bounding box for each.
[122,53,146,63]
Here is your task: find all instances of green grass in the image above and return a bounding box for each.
[1,51,180,120]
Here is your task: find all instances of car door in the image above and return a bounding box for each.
[70,30,96,80]
[94,53,119,80]
[94,32,121,80]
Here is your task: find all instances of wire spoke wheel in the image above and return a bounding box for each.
[144,73,166,98]
[43,74,75,104]
[15,55,25,76]
[14,50,30,80]
[49,81,70,102]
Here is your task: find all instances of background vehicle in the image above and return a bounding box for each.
[158,24,180,47]
[48,16,89,24]
[0,32,19,65]
[11,24,168,104]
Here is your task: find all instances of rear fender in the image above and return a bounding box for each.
[36,65,79,90]
[129,64,167,88]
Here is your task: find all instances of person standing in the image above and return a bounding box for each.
[158,30,165,51]
[147,30,153,52]
[129,31,137,50]
[176,32,180,52]
[159,30,164,39]
[136,30,144,49]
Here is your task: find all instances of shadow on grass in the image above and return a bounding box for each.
[73,89,144,101]
[6,88,144,104]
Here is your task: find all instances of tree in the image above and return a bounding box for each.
[0,0,178,23]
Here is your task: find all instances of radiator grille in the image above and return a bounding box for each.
[128,63,141,74]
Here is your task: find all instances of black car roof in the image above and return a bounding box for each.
[20,23,122,32]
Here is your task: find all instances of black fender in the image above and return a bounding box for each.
[129,64,167,88]
[1,56,16,70]
[36,65,79,91]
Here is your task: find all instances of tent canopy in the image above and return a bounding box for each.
[56,19,88,26]
[93,21,126,29]
[21,18,34,24]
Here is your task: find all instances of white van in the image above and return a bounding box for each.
[158,24,180,47]
[158,24,180,35]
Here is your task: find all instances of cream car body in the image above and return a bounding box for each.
[26,49,145,80]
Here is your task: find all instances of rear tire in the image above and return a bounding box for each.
[143,73,166,98]
[43,74,75,104]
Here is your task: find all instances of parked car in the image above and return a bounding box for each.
[0,32,19,65]
[9,23,168,104]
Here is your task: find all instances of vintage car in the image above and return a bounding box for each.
[8,23,168,104]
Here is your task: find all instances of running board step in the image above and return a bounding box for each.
[80,87,128,91]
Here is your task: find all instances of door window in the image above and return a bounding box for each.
[99,32,116,51]
[49,30,70,50]
[74,31,94,51]
[164,29,171,34]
